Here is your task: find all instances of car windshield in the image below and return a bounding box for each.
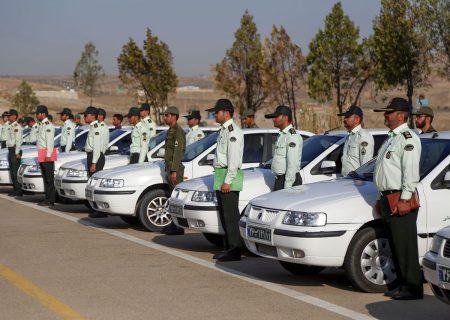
[183,132,218,162]
[261,134,342,169]
[149,131,168,150]
[53,127,63,147]
[108,129,127,142]
[74,130,89,151]
[351,137,450,181]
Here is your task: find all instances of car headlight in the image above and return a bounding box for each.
[67,169,88,178]
[430,235,445,254]
[100,178,124,188]
[191,191,217,203]
[28,165,41,173]
[0,160,9,168]
[282,211,327,226]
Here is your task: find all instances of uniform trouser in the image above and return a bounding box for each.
[8,147,21,192]
[40,162,55,203]
[1,141,6,149]
[380,194,423,295]
[273,172,302,191]
[86,152,105,177]
[130,153,148,164]
[216,191,241,250]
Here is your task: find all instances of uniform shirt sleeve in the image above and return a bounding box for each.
[400,134,421,200]
[45,125,55,158]
[225,131,243,185]
[359,132,374,166]
[92,128,102,163]
[170,127,186,172]
[284,133,302,188]
[139,127,149,163]
[14,126,22,155]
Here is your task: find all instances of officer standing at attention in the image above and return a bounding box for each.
[24,117,39,144]
[35,105,56,206]
[183,109,205,146]
[373,97,423,300]
[161,106,186,235]
[139,103,156,140]
[97,108,110,156]
[0,112,10,149]
[58,108,76,152]
[206,99,244,261]
[241,109,258,128]
[79,107,105,176]
[5,109,23,197]
[265,105,302,191]
[126,107,150,164]
[412,106,436,134]
[337,105,374,176]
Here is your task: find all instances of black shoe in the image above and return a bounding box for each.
[213,250,227,260]
[391,291,423,300]
[217,252,241,262]
[384,288,400,298]
[38,201,54,206]
[161,224,185,235]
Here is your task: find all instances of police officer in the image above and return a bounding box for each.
[35,105,56,206]
[79,106,105,176]
[241,109,258,128]
[265,105,302,191]
[126,107,150,164]
[373,97,423,300]
[206,99,244,261]
[139,103,156,140]
[58,108,76,152]
[183,109,205,146]
[97,108,110,156]
[24,117,39,144]
[74,114,83,127]
[161,106,186,235]
[0,112,9,149]
[5,109,23,197]
[412,106,436,134]
[337,105,374,176]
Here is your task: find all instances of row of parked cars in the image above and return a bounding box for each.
[2,125,450,303]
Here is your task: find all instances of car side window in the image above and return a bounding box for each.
[108,134,132,154]
[373,134,388,156]
[310,145,343,175]
[243,134,265,163]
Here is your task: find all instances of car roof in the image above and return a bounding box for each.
[421,131,450,139]
[322,128,389,137]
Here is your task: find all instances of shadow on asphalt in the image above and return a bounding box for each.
[152,233,223,255]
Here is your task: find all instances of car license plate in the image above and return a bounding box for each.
[55,179,61,187]
[169,204,183,216]
[85,189,93,199]
[439,265,450,284]
[247,225,271,242]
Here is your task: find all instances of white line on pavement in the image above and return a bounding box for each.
[1,194,375,320]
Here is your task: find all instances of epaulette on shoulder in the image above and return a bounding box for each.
[100,123,105,126]
[94,123,98,128]
[402,131,412,139]
[147,119,152,124]
[44,121,49,125]
[289,128,296,135]
[228,124,234,132]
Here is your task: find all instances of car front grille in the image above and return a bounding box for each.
[256,243,277,257]
[248,207,279,224]
[444,240,450,258]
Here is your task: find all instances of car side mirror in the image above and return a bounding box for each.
[156,148,165,158]
[320,160,337,174]
[107,145,119,155]
[443,171,450,188]
[202,154,215,166]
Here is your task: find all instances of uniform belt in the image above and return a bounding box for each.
[214,166,227,169]
[275,174,285,180]
[7,146,15,149]
[380,190,401,196]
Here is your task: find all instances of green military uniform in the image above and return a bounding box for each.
[141,116,156,140]
[61,119,76,152]
[7,120,23,194]
[341,125,374,176]
[37,116,56,203]
[130,121,150,164]
[186,125,205,146]
[1,120,10,149]
[85,120,104,176]
[374,118,423,297]
[272,124,303,190]
[164,123,186,191]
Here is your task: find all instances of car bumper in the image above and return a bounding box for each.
[55,176,88,200]
[19,173,45,193]
[0,168,11,185]
[169,200,224,235]
[85,184,140,215]
[423,251,450,305]
[239,220,358,267]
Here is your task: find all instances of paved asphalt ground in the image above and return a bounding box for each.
[0,187,448,320]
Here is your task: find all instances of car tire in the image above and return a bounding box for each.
[137,189,171,232]
[279,261,325,275]
[202,233,225,247]
[119,215,140,225]
[344,226,397,293]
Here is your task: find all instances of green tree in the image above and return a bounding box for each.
[215,10,268,117]
[307,2,363,114]
[73,42,105,105]
[117,28,178,124]
[10,80,40,115]
[372,0,432,121]
[264,25,307,128]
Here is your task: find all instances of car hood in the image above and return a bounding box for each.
[61,154,130,171]
[436,225,450,239]
[249,178,380,224]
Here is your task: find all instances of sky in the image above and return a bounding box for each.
[0,0,381,77]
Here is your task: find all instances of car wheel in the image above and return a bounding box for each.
[279,261,325,275]
[137,189,171,232]
[202,233,225,247]
[344,226,397,293]
[119,215,140,225]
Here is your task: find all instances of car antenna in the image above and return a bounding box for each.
[324,126,341,135]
